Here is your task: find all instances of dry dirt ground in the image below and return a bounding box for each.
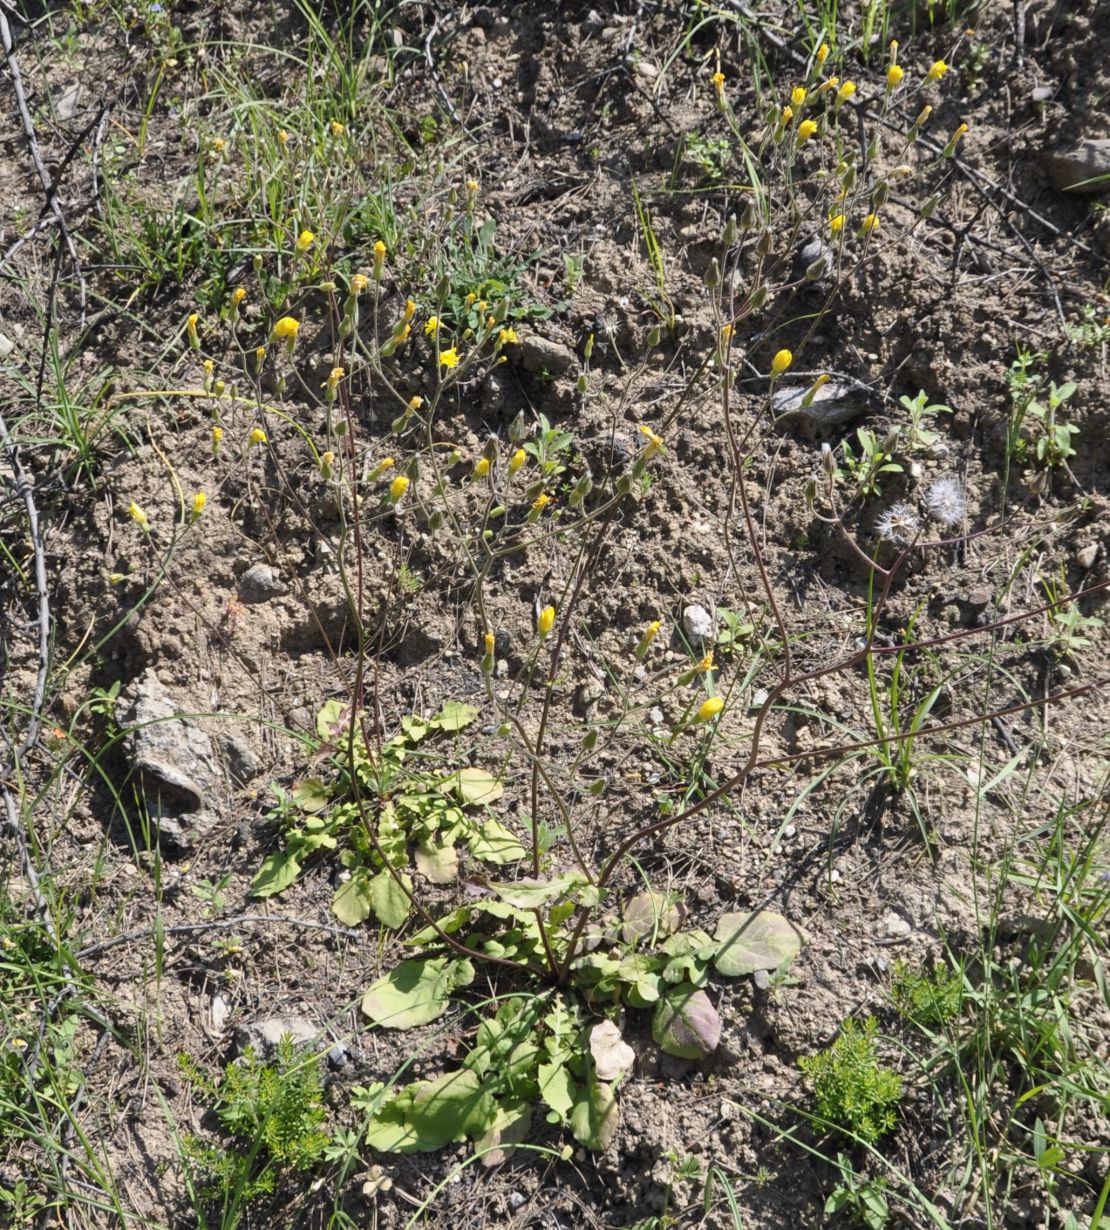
[1,0,1109,1227]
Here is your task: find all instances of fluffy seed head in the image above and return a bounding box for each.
[924,476,966,527]
[875,503,922,545]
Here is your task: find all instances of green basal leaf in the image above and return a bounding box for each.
[538,1060,576,1120]
[365,1069,496,1153]
[474,1099,533,1167]
[361,957,474,1029]
[621,891,685,944]
[490,871,588,909]
[291,776,329,812]
[431,701,480,732]
[712,910,805,976]
[467,818,525,864]
[316,699,346,741]
[446,767,504,805]
[400,714,431,742]
[652,983,721,1060]
[570,1079,619,1151]
[250,850,302,898]
[332,872,373,925]
[370,869,412,929]
[377,802,407,866]
[414,840,459,884]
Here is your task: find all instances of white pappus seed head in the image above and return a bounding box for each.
[924,475,966,527]
[875,503,922,545]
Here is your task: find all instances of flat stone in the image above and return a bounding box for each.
[518,334,576,377]
[682,604,714,641]
[235,1014,318,1058]
[879,909,912,939]
[238,562,286,603]
[1044,139,1110,194]
[771,380,871,432]
[1075,543,1098,570]
[0,333,14,360]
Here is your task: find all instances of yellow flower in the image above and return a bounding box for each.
[211,137,226,153]
[467,178,480,193]
[278,129,289,147]
[389,474,409,502]
[191,492,206,518]
[203,358,214,375]
[636,619,662,658]
[770,349,793,378]
[498,326,519,345]
[211,425,223,454]
[697,651,715,672]
[797,119,818,143]
[296,229,315,253]
[836,80,856,104]
[944,122,969,155]
[320,450,336,477]
[886,64,904,89]
[860,212,880,236]
[483,630,495,655]
[439,347,460,369]
[537,605,555,638]
[231,287,246,306]
[350,273,368,295]
[639,424,664,457]
[781,105,794,123]
[818,76,840,93]
[532,491,552,513]
[816,42,829,65]
[255,346,266,371]
[791,85,807,107]
[329,366,344,384]
[830,213,846,233]
[695,696,725,723]
[272,316,299,342]
[508,447,526,475]
[721,323,734,343]
[373,240,386,274]
[711,70,725,89]
[249,427,268,447]
[473,457,490,479]
[329,119,345,136]
[403,299,416,322]
[465,292,477,307]
[372,457,396,479]
[424,315,439,335]
[926,59,948,81]
[186,313,200,349]
[395,322,411,343]
[128,501,150,533]
[408,396,424,410]
[913,104,933,128]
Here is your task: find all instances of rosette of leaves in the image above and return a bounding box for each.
[249,701,524,928]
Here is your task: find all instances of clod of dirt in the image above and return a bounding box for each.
[770,380,871,432]
[237,562,287,603]
[1043,139,1110,194]
[682,604,714,642]
[234,1014,319,1057]
[121,669,220,815]
[518,333,576,376]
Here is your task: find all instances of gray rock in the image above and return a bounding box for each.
[0,333,14,360]
[1044,139,1110,194]
[53,81,81,121]
[794,235,833,281]
[327,1042,350,1069]
[211,993,230,1032]
[752,969,772,992]
[518,334,576,377]
[216,730,262,783]
[771,380,871,431]
[1075,543,1099,570]
[238,562,286,603]
[648,706,664,725]
[879,909,912,939]
[235,1014,318,1057]
[121,669,220,813]
[682,604,714,641]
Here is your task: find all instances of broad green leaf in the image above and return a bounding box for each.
[447,767,504,805]
[316,699,346,740]
[400,714,430,742]
[370,869,412,929]
[332,873,373,925]
[250,850,301,898]
[467,818,525,864]
[415,841,459,884]
[431,701,480,732]
[538,1060,576,1120]
[377,802,406,866]
[366,1069,496,1153]
[712,910,805,976]
[361,957,474,1029]
[652,984,721,1060]
[570,1079,619,1151]
[621,891,684,944]
[490,872,588,910]
[475,1100,533,1166]
[406,905,474,947]
[291,776,329,812]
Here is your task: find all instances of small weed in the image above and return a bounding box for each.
[825,1153,890,1230]
[839,427,903,499]
[798,1017,902,1144]
[890,959,963,1027]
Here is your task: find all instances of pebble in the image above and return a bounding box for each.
[0,333,14,360]
[648,706,664,725]
[682,604,714,641]
[238,562,286,603]
[750,688,769,708]
[327,1042,350,1069]
[211,993,230,1032]
[771,380,870,430]
[828,868,841,883]
[508,1192,526,1211]
[1075,543,1098,570]
[880,909,912,938]
[1044,139,1110,194]
[783,824,796,838]
[752,969,772,991]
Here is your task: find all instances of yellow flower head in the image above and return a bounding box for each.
[296,229,315,253]
[403,299,416,322]
[191,492,206,518]
[816,43,829,65]
[639,424,664,457]
[211,425,223,451]
[537,605,555,638]
[721,323,734,343]
[781,105,794,124]
[791,86,807,107]
[860,212,880,236]
[483,630,495,654]
[711,70,725,90]
[350,273,368,296]
[329,119,345,136]
[473,457,490,479]
[439,347,460,369]
[203,359,214,375]
[373,239,387,266]
[212,137,226,153]
[914,104,933,128]
[408,396,424,411]
[467,178,480,193]
[926,59,948,81]
[249,427,268,447]
[272,316,299,342]
[770,348,793,378]
[532,491,552,513]
[231,287,246,306]
[255,346,267,369]
[389,474,409,502]
[886,64,904,89]
[830,213,846,233]
[278,129,289,147]
[697,651,715,672]
[320,450,335,476]
[498,326,519,345]
[797,119,818,143]
[424,315,440,336]
[508,447,526,475]
[836,80,856,104]
[128,501,150,533]
[695,696,725,723]
[372,457,396,479]
[326,366,344,392]
[186,313,200,349]
[638,620,662,656]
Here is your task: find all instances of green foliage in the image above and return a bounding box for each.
[825,1153,890,1230]
[839,427,903,498]
[1040,567,1103,659]
[179,1037,329,1206]
[1007,349,1080,469]
[798,1018,901,1144]
[523,413,575,483]
[890,959,963,1027]
[251,701,522,927]
[898,389,950,451]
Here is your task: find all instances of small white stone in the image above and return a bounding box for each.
[828,868,841,882]
[783,824,796,838]
[880,909,912,938]
[211,994,230,1031]
[751,688,770,708]
[1075,543,1098,570]
[682,604,714,641]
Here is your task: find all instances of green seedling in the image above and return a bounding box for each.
[798,1017,902,1144]
[840,427,902,498]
